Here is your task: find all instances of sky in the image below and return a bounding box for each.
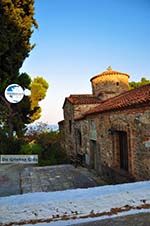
[21,0,150,125]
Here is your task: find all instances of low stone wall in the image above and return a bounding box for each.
[0,164,33,197]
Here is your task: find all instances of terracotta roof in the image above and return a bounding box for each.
[83,84,150,116]
[64,94,101,106]
[90,68,129,82]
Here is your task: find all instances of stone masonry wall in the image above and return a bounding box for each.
[74,104,100,119]
[91,74,129,99]
[63,101,76,157]
[74,119,90,164]
[83,107,150,183]
[62,96,150,183]
[63,101,101,157]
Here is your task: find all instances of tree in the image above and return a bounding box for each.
[129,77,150,89]
[0,0,37,137]
[0,74,49,138]
[30,77,49,121]
[26,122,53,137]
[0,0,37,87]
[24,123,68,166]
[0,1,48,143]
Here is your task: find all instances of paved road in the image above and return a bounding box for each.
[71,213,150,226]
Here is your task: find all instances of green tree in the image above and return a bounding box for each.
[36,131,68,166]
[20,143,43,155]
[129,77,150,89]
[24,123,68,166]
[0,0,49,155]
[0,0,37,138]
[30,77,49,121]
[0,0,37,87]
[0,74,49,138]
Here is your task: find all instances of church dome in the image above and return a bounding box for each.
[90,66,130,100]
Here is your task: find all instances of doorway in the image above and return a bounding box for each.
[90,140,98,170]
[118,131,128,171]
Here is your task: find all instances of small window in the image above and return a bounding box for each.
[78,130,82,146]
[69,120,72,133]
[116,82,119,86]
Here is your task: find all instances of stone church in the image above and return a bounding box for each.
[59,67,150,183]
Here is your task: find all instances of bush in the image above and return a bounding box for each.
[21,124,69,166]
[20,143,43,155]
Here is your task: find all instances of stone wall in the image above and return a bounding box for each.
[74,119,90,165]
[62,101,100,158]
[61,96,150,183]
[108,107,150,181]
[74,104,100,119]
[79,106,150,183]
[91,73,129,100]
[62,101,76,157]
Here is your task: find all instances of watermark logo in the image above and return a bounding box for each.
[5,84,31,103]
[0,155,38,164]
[5,84,24,103]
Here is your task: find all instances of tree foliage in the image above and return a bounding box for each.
[26,122,53,136]
[24,125,68,166]
[129,77,150,89]
[30,77,49,121]
[36,131,68,166]
[0,0,48,142]
[0,0,37,88]
[0,0,37,137]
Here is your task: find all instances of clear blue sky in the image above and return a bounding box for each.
[21,0,150,124]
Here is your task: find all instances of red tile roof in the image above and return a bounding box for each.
[64,94,101,106]
[83,84,150,116]
[90,69,129,82]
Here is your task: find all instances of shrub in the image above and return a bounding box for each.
[20,143,43,155]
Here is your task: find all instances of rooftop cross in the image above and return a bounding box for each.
[107,66,112,71]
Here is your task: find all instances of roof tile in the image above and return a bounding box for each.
[84,84,150,116]
[90,69,129,81]
[67,94,101,105]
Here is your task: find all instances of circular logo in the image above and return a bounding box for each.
[5,84,24,103]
